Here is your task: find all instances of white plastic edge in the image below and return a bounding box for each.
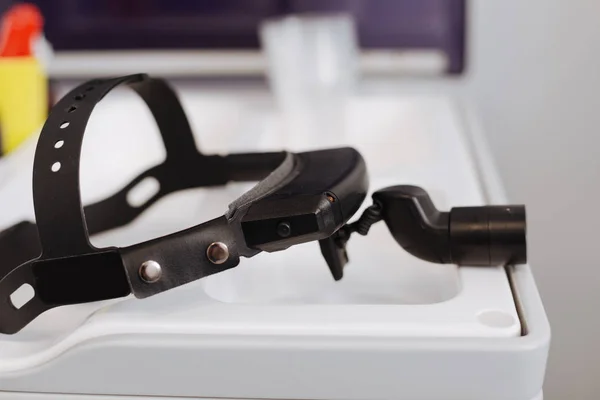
[457,95,551,361]
[47,49,447,78]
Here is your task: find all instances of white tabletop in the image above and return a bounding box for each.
[0,85,519,382]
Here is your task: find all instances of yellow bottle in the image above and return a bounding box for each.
[0,57,47,154]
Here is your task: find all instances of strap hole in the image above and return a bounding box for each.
[84,86,95,92]
[127,177,160,208]
[54,140,64,149]
[67,105,77,113]
[74,94,85,101]
[10,284,35,310]
[60,121,70,129]
[51,162,61,172]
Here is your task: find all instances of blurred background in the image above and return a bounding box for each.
[0,1,597,398]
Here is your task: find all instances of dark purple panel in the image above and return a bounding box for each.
[17,0,466,73]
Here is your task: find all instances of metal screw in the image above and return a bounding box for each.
[207,242,229,264]
[277,221,292,237]
[139,260,162,283]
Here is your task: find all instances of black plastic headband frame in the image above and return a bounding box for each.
[0,74,368,334]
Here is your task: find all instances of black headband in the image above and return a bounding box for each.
[0,74,368,333]
[0,73,528,335]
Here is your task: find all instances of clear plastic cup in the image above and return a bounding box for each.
[260,14,359,149]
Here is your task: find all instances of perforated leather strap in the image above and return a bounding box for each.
[31,74,289,253]
[34,75,195,257]
[0,75,291,333]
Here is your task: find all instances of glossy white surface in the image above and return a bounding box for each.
[0,87,521,393]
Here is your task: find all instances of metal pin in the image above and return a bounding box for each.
[139,260,162,283]
[207,242,229,264]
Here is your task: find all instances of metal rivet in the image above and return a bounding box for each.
[277,221,291,237]
[139,260,162,283]
[325,192,336,203]
[207,242,229,264]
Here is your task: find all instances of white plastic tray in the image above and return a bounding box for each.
[0,86,541,399]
